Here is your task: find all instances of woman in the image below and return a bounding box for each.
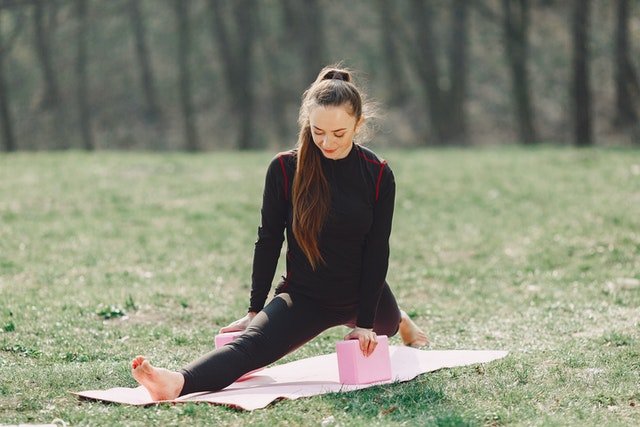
[131,65,428,401]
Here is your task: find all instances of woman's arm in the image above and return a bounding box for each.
[355,164,396,329]
[248,155,288,313]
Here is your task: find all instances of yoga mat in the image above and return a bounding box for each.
[75,346,508,410]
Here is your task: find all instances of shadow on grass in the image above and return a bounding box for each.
[321,380,479,427]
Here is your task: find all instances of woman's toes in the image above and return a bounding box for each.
[132,356,145,370]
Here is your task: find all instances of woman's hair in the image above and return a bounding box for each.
[292,64,375,270]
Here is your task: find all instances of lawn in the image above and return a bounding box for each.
[1,147,639,426]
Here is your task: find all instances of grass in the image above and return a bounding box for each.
[0,147,639,426]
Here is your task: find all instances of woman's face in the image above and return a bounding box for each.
[309,105,363,160]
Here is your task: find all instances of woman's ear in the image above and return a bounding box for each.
[355,116,365,133]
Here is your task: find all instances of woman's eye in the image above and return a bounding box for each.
[335,134,345,138]
[313,132,324,136]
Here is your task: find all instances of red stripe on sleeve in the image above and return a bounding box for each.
[375,162,386,202]
[277,155,289,201]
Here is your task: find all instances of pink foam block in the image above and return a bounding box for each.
[336,335,392,384]
[214,331,243,348]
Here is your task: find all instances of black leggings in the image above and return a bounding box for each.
[179,283,401,396]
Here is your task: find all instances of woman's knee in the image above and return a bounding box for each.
[372,283,401,337]
[373,313,400,337]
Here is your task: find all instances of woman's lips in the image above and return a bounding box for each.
[323,148,336,154]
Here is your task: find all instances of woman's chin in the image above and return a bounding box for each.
[321,147,350,159]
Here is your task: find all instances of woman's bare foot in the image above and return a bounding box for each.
[131,356,185,401]
[399,310,429,347]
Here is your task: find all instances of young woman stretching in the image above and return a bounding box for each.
[131,65,428,400]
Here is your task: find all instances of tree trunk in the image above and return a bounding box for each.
[280,0,325,83]
[174,0,199,151]
[129,0,161,123]
[572,0,593,146]
[376,0,409,107]
[0,64,14,151]
[613,0,639,128]
[446,0,469,145]
[33,0,68,149]
[257,2,292,145]
[33,0,60,111]
[503,0,538,144]
[209,0,256,150]
[233,0,256,150]
[410,0,445,145]
[0,10,16,152]
[299,0,325,83]
[75,0,94,150]
[409,0,470,146]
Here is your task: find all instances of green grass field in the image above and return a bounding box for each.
[1,147,639,426]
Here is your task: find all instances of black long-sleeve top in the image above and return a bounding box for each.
[248,143,395,329]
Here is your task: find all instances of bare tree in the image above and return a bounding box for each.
[0,4,26,151]
[297,0,325,83]
[503,0,538,144]
[33,0,70,149]
[75,0,94,150]
[174,0,199,151]
[255,1,294,145]
[571,0,593,146]
[448,0,469,145]
[33,0,60,111]
[376,0,409,107]
[408,0,470,145]
[0,24,15,151]
[209,0,256,150]
[613,0,639,129]
[129,0,161,123]
[410,0,443,144]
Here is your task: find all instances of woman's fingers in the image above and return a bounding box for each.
[362,336,377,357]
[344,328,377,357]
[358,335,367,355]
[219,317,248,333]
[366,337,377,356]
[357,334,377,357]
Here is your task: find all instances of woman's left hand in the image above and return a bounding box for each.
[344,327,377,357]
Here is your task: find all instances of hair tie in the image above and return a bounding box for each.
[322,69,350,82]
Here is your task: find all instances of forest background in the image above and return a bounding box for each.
[0,0,639,152]
[2,2,640,425]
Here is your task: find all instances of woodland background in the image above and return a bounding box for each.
[2,2,640,425]
[0,0,639,152]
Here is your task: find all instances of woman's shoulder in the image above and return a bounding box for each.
[274,148,297,161]
[355,145,395,201]
[266,148,297,176]
[355,144,391,171]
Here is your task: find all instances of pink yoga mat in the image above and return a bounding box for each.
[75,346,508,410]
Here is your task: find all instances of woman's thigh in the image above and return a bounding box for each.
[234,292,348,366]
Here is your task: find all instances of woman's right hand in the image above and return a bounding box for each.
[219,311,257,333]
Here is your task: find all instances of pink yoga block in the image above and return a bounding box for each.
[214,331,243,348]
[336,335,392,384]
